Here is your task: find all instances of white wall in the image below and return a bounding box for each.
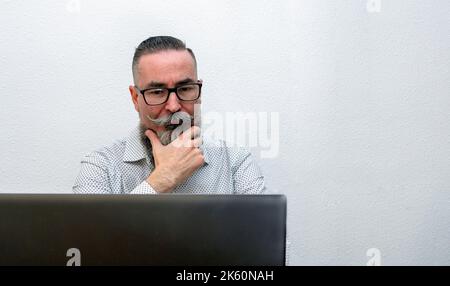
[1,0,449,265]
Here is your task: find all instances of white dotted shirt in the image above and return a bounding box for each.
[73,125,266,195]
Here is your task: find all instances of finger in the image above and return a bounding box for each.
[145,129,162,149]
[192,137,203,148]
[180,126,201,140]
[172,135,202,148]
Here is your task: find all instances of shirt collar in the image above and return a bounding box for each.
[123,124,210,165]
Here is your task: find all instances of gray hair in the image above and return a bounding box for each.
[132,36,197,85]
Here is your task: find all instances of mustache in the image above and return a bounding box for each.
[146,111,194,128]
[145,111,198,145]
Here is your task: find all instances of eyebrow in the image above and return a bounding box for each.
[143,78,196,89]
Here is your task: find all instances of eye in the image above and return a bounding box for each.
[147,89,166,96]
[178,85,194,92]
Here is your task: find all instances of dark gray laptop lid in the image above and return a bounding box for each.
[0,194,286,266]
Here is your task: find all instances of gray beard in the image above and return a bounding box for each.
[139,111,201,155]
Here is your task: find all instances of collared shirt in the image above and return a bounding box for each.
[73,125,266,195]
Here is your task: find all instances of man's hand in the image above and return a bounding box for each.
[145,126,204,193]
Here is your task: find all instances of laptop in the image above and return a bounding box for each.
[0,194,286,266]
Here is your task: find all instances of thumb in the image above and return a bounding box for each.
[145,129,162,150]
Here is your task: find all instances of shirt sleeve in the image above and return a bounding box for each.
[231,148,267,194]
[72,152,112,194]
[73,152,157,194]
[128,180,158,194]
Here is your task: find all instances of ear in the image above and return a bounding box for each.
[129,85,139,112]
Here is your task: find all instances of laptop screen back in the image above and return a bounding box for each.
[0,194,286,266]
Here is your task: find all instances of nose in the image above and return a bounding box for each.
[165,91,181,113]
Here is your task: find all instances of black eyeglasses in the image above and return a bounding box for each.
[136,82,202,106]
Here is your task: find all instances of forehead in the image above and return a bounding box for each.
[136,50,197,87]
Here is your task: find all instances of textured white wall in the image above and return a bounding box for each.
[0,0,449,265]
